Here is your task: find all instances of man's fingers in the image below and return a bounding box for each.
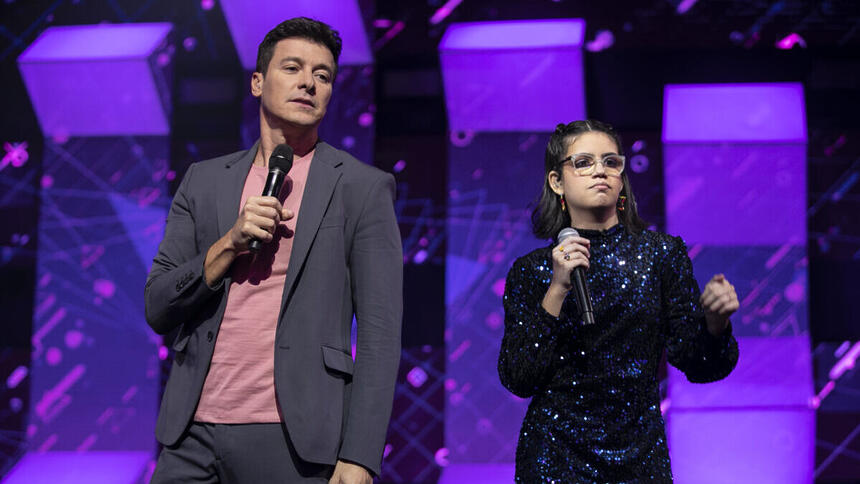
[248,213,277,232]
[247,204,281,221]
[242,222,272,242]
[282,208,294,220]
[249,195,281,207]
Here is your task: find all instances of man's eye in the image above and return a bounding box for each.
[315,73,330,82]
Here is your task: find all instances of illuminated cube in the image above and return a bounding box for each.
[439,19,586,132]
[220,0,372,70]
[18,23,172,137]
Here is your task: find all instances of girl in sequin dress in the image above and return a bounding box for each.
[498,120,740,483]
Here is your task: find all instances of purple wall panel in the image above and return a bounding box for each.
[18,24,172,137]
[666,408,814,484]
[439,20,586,132]
[25,138,168,455]
[445,133,548,465]
[439,22,588,473]
[667,336,813,409]
[662,83,806,143]
[664,144,806,246]
[663,83,812,481]
[687,246,807,337]
[220,0,372,69]
[3,451,151,484]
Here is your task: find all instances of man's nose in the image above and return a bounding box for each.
[297,69,315,91]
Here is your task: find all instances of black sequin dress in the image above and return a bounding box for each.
[498,224,738,483]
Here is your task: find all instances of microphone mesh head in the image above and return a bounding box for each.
[557,227,579,244]
[269,144,294,173]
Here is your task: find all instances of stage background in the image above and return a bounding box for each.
[1,0,858,482]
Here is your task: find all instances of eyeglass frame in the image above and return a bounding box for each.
[559,153,626,176]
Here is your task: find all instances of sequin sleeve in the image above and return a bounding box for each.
[498,254,577,397]
[661,236,739,383]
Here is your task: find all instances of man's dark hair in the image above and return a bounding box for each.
[531,119,648,239]
[255,17,343,76]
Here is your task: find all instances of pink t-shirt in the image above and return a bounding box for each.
[194,148,313,423]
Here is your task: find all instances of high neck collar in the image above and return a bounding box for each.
[572,223,623,239]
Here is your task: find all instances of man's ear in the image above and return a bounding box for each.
[251,72,264,98]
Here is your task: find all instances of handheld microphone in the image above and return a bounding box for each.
[557,227,595,325]
[248,144,294,253]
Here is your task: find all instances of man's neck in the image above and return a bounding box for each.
[255,119,319,167]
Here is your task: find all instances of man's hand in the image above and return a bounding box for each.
[328,460,372,484]
[203,196,294,287]
[700,274,739,336]
[228,196,293,252]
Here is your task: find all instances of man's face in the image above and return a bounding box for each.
[252,37,335,130]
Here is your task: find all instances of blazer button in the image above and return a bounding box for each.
[207,331,214,342]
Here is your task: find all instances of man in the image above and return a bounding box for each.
[145,17,402,483]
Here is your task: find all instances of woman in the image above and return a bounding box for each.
[498,120,739,483]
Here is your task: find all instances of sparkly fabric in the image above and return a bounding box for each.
[498,223,738,483]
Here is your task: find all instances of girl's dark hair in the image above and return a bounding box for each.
[256,17,343,76]
[531,119,648,240]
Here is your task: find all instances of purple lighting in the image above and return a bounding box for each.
[667,409,814,484]
[776,33,807,49]
[663,81,812,482]
[17,23,172,137]
[662,83,807,143]
[668,337,813,409]
[219,0,372,69]
[439,19,586,132]
[440,19,584,50]
[2,451,151,484]
[18,23,171,59]
[663,143,806,245]
[829,341,860,380]
[430,0,464,25]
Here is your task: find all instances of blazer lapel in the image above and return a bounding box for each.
[216,140,258,238]
[279,142,342,320]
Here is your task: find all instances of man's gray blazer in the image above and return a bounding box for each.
[144,141,403,476]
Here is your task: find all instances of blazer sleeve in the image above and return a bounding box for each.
[337,173,403,476]
[662,235,739,383]
[144,163,225,335]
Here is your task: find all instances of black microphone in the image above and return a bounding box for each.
[557,227,595,325]
[248,144,294,253]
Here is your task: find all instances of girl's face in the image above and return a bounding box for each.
[548,131,624,219]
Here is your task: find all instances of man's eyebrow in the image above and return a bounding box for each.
[278,56,303,65]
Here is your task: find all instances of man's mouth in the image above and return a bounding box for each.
[291,98,315,107]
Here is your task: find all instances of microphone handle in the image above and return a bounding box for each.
[571,266,595,325]
[248,170,285,253]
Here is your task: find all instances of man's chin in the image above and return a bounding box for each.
[271,114,322,131]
